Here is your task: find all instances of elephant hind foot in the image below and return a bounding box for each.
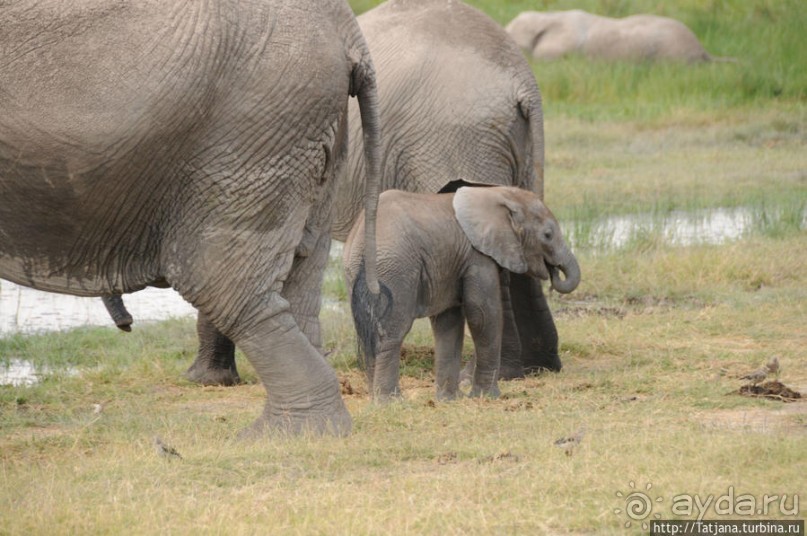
[498,363,526,380]
[239,405,353,438]
[469,383,501,399]
[461,360,526,381]
[524,353,562,374]
[184,362,241,386]
[371,388,403,403]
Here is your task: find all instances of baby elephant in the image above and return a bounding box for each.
[344,186,580,400]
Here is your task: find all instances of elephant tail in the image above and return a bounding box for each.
[102,294,133,332]
[353,52,383,296]
[517,79,545,199]
[350,264,393,370]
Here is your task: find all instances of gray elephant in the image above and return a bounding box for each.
[506,10,732,63]
[173,0,562,386]
[345,187,580,400]
[0,0,384,436]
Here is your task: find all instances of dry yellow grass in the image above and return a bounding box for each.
[2,239,805,533]
[2,107,805,533]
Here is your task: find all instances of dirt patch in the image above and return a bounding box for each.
[556,305,626,319]
[736,380,802,402]
[555,295,709,318]
[338,372,367,397]
[503,399,535,412]
[478,450,521,464]
[400,344,435,365]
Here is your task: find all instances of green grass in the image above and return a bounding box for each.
[1,1,806,533]
[352,0,807,117]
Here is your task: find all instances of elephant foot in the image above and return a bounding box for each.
[372,388,403,403]
[436,388,463,401]
[461,361,525,382]
[469,382,501,399]
[523,353,562,374]
[239,404,353,438]
[498,363,526,380]
[184,362,241,386]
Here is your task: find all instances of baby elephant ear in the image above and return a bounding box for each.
[453,187,528,273]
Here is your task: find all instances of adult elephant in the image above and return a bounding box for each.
[180,0,562,385]
[0,0,383,437]
[506,10,729,63]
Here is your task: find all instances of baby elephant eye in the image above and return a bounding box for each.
[543,229,553,241]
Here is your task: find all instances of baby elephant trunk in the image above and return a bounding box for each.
[549,250,581,294]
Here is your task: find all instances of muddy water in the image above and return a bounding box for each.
[0,283,196,336]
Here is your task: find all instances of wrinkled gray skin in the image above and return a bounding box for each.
[336,0,561,381]
[507,10,730,63]
[345,187,580,400]
[112,0,560,384]
[0,0,384,437]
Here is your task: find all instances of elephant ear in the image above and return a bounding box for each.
[453,187,528,274]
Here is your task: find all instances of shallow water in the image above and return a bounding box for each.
[566,206,747,249]
[0,358,78,387]
[0,284,196,336]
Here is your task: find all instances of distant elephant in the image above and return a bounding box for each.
[344,187,580,400]
[506,10,731,63]
[0,0,384,437]
[118,0,561,385]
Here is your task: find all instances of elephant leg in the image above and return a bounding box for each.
[183,225,330,387]
[499,271,524,379]
[234,293,351,436]
[430,307,465,401]
[168,207,350,435]
[281,226,332,351]
[463,269,502,398]
[185,312,240,386]
[460,271,521,383]
[370,334,405,401]
[510,272,562,372]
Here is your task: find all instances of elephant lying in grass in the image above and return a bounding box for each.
[344,187,580,400]
[1,0,383,437]
[506,9,733,63]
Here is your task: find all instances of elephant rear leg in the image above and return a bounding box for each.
[369,335,406,401]
[168,227,350,435]
[430,307,465,400]
[281,225,333,350]
[185,312,240,386]
[233,294,351,436]
[183,229,331,387]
